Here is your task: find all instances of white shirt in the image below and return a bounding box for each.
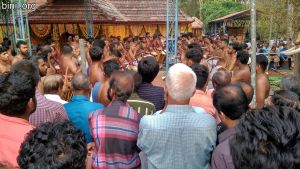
[44,94,68,104]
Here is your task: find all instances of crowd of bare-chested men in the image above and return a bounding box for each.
[0,32,280,108]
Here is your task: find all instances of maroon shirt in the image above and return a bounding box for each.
[211,128,237,169]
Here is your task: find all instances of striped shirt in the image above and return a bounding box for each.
[128,93,156,117]
[137,82,165,111]
[89,101,141,169]
[29,91,68,127]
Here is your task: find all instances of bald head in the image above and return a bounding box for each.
[212,70,231,90]
[109,71,134,102]
[166,63,197,101]
[72,73,90,91]
[213,84,248,120]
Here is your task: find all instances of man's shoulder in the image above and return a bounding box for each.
[42,98,65,110]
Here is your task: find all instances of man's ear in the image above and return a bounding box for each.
[25,98,36,115]
[163,85,168,101]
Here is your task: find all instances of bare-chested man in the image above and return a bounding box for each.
[2,38,14,62]
[0,46,10,73]
[12,40,28,65]
[231,51,251,84]
[88,46,106,86]
[256,54,270,108]
[217,39,232,69]
[61,44,80,75]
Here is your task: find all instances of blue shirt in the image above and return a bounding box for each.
[138,105,217,169]
[64,95,104,143]
[280,48,288,59]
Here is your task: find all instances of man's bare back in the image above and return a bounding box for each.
[231,65,251,84]
[61,56,79,75]
[256,73,270,108]
[89,63,105,86]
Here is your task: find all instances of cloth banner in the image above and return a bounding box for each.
[30,24,52,38]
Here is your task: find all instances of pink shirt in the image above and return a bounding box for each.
[0,114,34,167]
[190,90,221,123]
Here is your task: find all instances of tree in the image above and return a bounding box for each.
[180,0,247,24]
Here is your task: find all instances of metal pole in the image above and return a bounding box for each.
[174,0,178,65]
[250,0,257,108]
[166,0,170,71]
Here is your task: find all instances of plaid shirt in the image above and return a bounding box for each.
[29,91,68,127]
[89,101,141,169]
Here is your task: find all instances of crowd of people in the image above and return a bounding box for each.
[0,32,299,169]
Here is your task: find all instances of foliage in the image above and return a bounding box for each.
[256,0,300,40]
[180,0,247,24]
[201,0,247,24]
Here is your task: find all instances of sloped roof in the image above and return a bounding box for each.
[209,9,251,23]
[27,0,192,24]
[28,0,115,23]
[191,17,203,29]
[108,0,192,23]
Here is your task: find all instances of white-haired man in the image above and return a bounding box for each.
[137,63,217,169]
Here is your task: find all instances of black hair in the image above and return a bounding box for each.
[16,40,27,49]
[11,60,40,85]
[256,54,268,71]
[187,43,201,49]
[230,106,300,169]
[89,46,103,62]
[138,56,159,83]
[281,76,300,97]
[191,64,209,90]
[103,60,120,78]
[241,43,248,50]
[0,72,36,117]
[2,38,11,49]
[61,44,73,55]
[0,45,8,54]
[232,43,243,52]
[31,54,46,66]
[222,39,229,45]
[274,90,299,101]
[111,49,122,58]
[86,36,94,44]
[185,48,203,64]
[236,51,250,64]
[18,121,87,169]
[213,84,248,120]
[93,39,105,49]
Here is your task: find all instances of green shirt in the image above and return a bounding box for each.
[128,93,156,117]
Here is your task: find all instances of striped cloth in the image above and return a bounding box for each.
[89,101,141,169]
[128,93,156,117]
[29,91,68,127]
[137,82,165,111]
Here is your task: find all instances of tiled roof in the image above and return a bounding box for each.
[108,0,192,23]
[27,0,192,24]
[191,17,203,29]
[209,9,251,23]
[28,0,115,23]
